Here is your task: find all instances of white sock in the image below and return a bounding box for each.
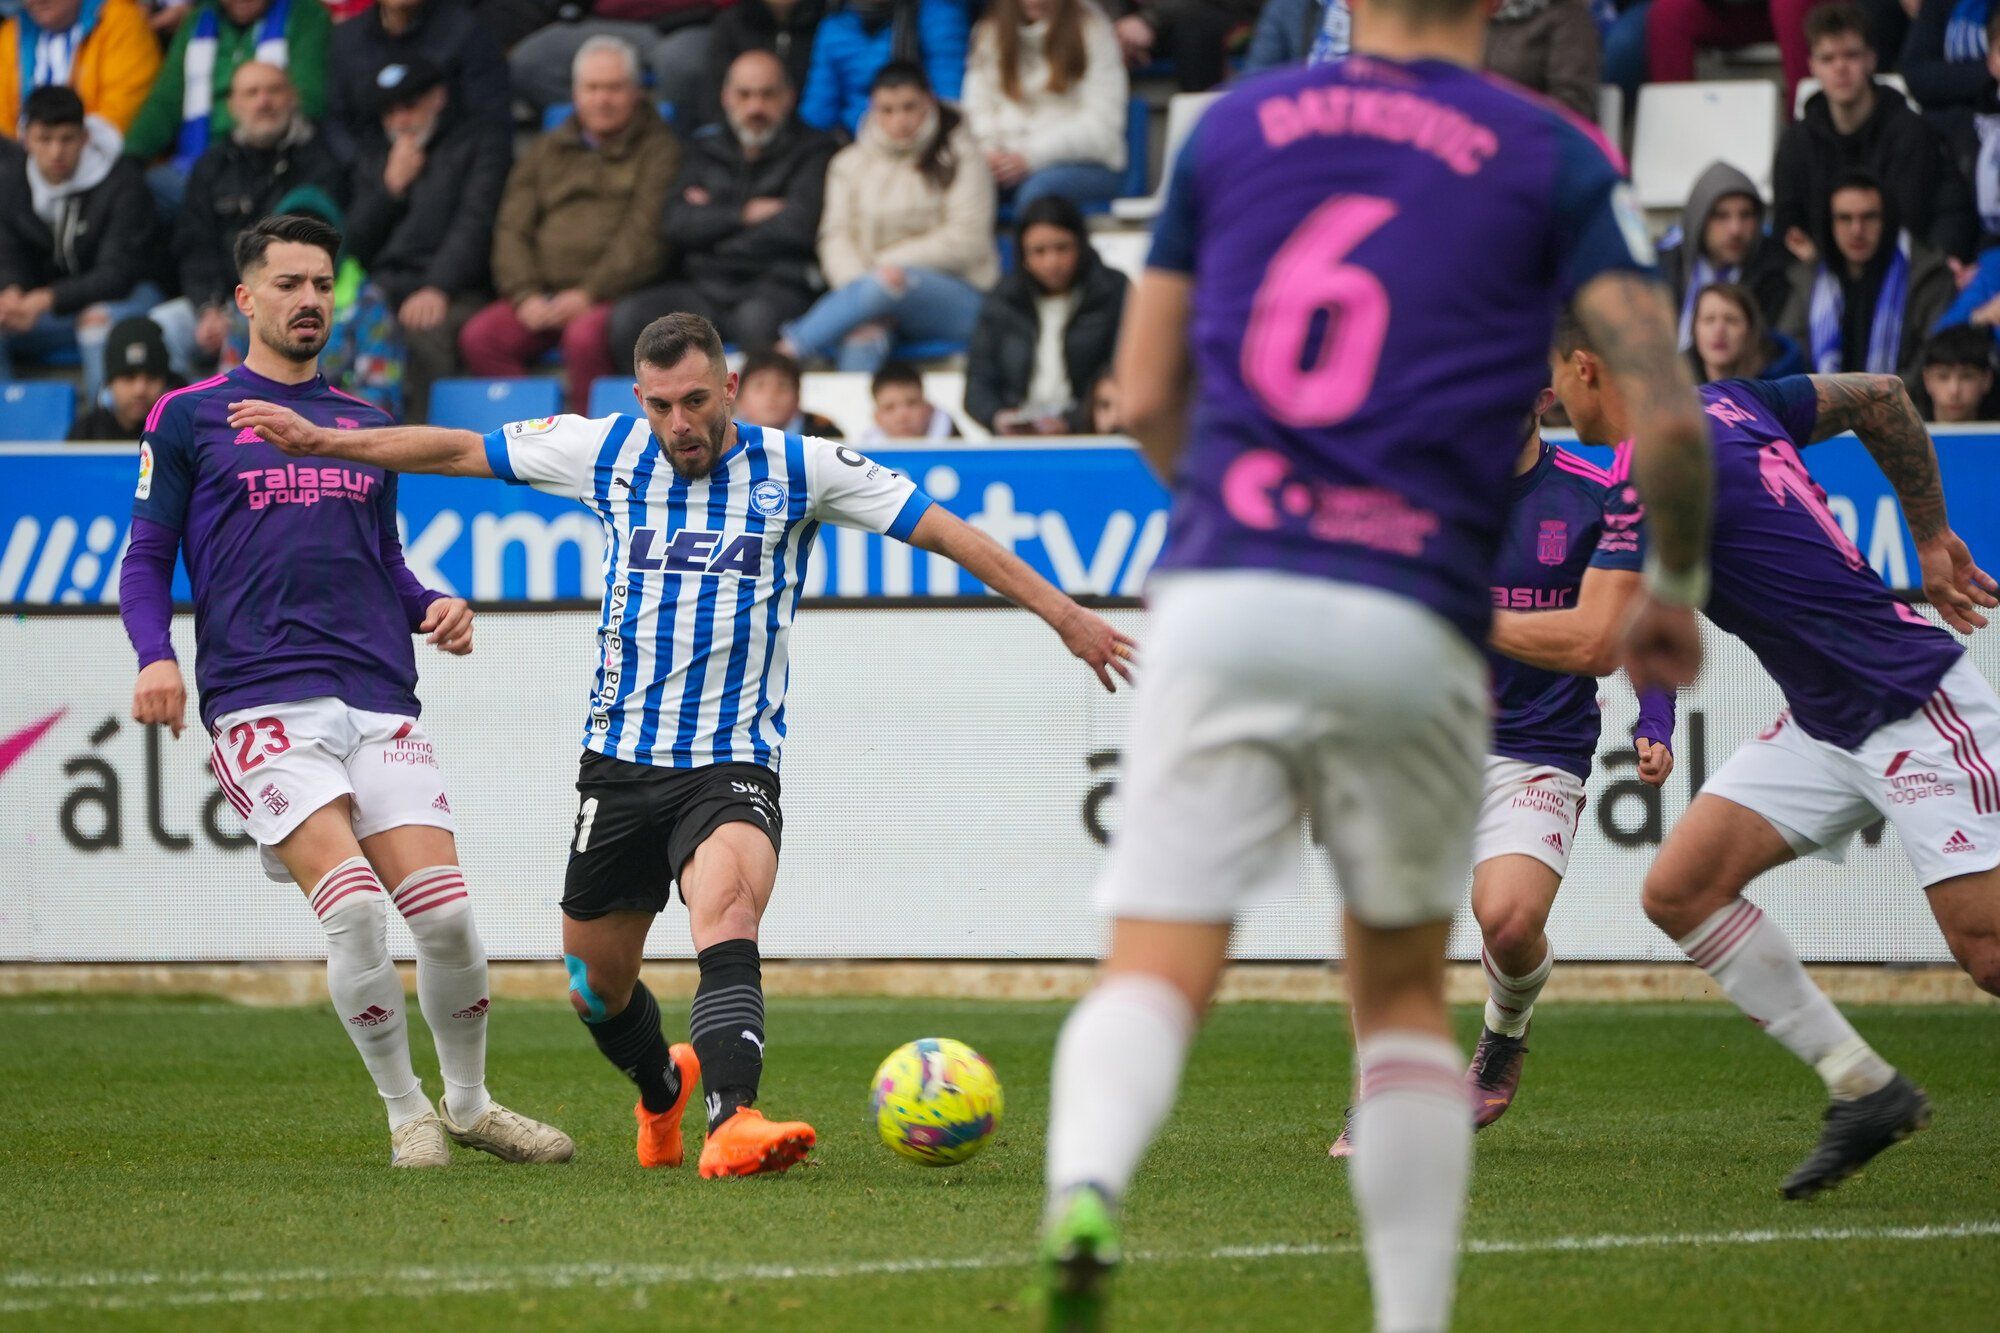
[1480,942,1551,1038]
[1351,1032,1471,1333]
[1677,899,1894,1100]
[1045,974,1197,1208]
[313,857,427,1128]
[392,865,491,1124]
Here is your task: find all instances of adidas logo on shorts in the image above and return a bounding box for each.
[1943,829,1977,854]
[1543,831,1565,852]
[431,792,451,813]
[347,1004,395,1027]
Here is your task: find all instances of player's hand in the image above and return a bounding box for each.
[133,659,188,738]
[421,597,474,654]
[1059,605,1137,692]
[1621,595,1702,691]
[1635,737,1674,787]
[1918,531,2000,633]
[227,399,328,455]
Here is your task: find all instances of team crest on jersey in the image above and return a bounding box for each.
[134,442,154,499]
[751,479,788,516]
[506,416,559,437]
[1537,519,1568,565]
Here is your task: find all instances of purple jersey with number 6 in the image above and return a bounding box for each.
[1145,56,1655,644]
[1690,378,1962,749]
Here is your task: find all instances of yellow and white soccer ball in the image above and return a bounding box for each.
[870,1037,1003,1166]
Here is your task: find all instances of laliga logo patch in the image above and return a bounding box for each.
[507,416,559,437]
[134,442,154,499]
[751,479,787,516]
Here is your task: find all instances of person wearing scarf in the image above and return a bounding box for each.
[1657,163,1792,350]
[123,0,330,175]
[0,0,160,135]
[1780,172,1954,378]
[1904,0,1995,117]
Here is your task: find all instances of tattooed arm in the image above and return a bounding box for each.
[1806,372,1999,631]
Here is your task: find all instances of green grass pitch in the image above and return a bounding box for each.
[2,995,1996,1330]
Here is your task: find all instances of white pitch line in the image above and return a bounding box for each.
[3,1221,1997,1314]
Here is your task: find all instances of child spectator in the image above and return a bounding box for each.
[1685,281,1804,383]
[1086,369,1119,434]
[858,359,957,441]
[1915,323,1996,422]
[67,315,179,440]
[735,349,845,437]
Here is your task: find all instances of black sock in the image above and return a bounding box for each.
[583,980,681,1113]
[691,938,764,1130]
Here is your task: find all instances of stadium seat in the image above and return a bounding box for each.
[1630,81,1778,211]
[1111,91,1221,221]
[0,381,76,441]
[890,338,966,363]
[588,375,635,417]
[427,377,561,433]
[1090,229,1150,282]
[541,101,675,130]
[1597,84,1623,155]
[1792,72,1913,118]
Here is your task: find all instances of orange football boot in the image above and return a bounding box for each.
[635,1043,701,1168]
[697,1107,817,1178]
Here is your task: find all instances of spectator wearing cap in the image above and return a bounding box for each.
[701,0,826,127]
[799,0,971,136]
[0,0,162,137]
[608,49,837,361]
[962,0,1129,211]
[67,315,180,440]
[460,36,677,414]
[326,0,509,163]
[0,86,160,402]
[122,0,332,211]
[734,348,844,436]
[151,60,345,374]
[509,0,726,129]
[344,56,508,422]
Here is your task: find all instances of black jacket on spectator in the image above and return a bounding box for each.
[176,123,347,308]
[345,113,510,307]
[1900,0,1995,120]
[0,152,155,315]
[964,250,1127,431]
[701,0,826,124]
[325,0,510,162]
[1656,161,1791,331]
[664,118,839,297]
[1773,83,1977,261]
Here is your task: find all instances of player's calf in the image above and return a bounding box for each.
[391,865,491,1124]
[312,856,429,1132]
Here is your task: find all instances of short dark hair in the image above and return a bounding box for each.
[23,85,84,129]
[1805,1,1869,47]
[871,361,924,398]
[1552,306,1594,359]
[738,349,803,389]
[234,213,342,279]
[633,312,727,375]
[1922,324,1994,373]
[1830,168,1886,205]
[1017,194,1088,247]
[869,59,933,98]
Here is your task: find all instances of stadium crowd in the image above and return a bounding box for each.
[7,0,2000,437]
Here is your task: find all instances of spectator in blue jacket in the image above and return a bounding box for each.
[799,0,970,135]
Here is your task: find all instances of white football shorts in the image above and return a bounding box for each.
[208,696,456,882]
[1097,570,1490,929]
[1703,655,2000,887]
[1471,758,1587,876]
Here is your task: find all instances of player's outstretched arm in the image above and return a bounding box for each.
[226,400,494,478]
[1113,270,1192,482]
[1489,568,1643,676]
[1805,373,1999,632]
[904,505,1137,692]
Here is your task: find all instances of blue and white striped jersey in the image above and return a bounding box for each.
[482,415,933,769]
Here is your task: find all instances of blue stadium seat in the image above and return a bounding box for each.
[427,377,561,433]
[891,339,966,363]
[541,101,676,130]
[588,375,635,417]
[0,381,76,441]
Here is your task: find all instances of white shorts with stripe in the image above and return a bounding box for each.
[1471,758,1587,876]
[1095,571,1489,930]
[209,696,456,883]
[1701,655,2000,887]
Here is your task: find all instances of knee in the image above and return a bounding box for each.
[565,953,633,1021]
[1956,940,2000,998]
[1477,898,1548,966]
[1639,867,1682,932]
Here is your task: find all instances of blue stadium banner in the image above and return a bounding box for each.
[2,433,1994,603]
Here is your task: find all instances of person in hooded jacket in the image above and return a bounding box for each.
[965,195,1127,434]
[0,86,160,402]
[1655,161,1791,349]
[1779,169,1955,378]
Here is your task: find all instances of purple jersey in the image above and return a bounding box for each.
[1489,441,1675,779]
[130,365,423,729]
[1145,56,1655,644]
[1695,377,1963,749]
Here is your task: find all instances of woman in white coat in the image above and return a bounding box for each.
[962,0,1129,209]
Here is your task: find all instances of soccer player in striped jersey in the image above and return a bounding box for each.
[120,215,572,1169]
[230,312,1136,1178]
[1553,345,2000,1199]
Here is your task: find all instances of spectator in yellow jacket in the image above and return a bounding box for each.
[0,0,164,137]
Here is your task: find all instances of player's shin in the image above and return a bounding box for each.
[578,975,682,1113]
[1044,972,1196,1211]
[690,938,765,1129]
[392,866,490,1123]
[1675,898,1894,1100]
[1480,943,1551,1039]
[313,857,427,1127]
[1351,1032,1472,1333]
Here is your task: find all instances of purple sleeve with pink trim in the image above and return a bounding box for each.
[375,474,444,632]
[119,516,181,667]
[1633,687,1677,748]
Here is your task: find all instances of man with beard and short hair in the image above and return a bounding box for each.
[1655,162,1792,349]
[1779,172,1955,379]
[228,309,1137,1180]
[120,213,573,1169]
[608,50,837,362]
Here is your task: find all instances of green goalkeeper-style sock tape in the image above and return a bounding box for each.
[565,953,608,1022]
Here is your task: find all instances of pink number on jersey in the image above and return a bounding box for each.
[1240,195,1398,428]
[1758,442,1866,571]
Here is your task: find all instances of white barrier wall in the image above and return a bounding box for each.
[0,606,1975,964]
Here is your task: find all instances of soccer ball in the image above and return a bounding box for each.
[870,1037,1003,1166]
